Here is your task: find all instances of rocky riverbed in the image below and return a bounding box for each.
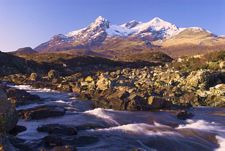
[2,65,225,111]
[1,51,225,111]
[0,84,224,151]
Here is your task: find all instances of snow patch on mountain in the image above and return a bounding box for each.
[186,27,212,33]
[121,20,141,29]
[67,28,86,37]
[106,25,135,36]
[131,17,181,38]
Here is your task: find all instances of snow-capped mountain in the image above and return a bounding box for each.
[35,16,216,53]
[67,16,182,40]
[132,17,181,39]
[67,16,109,38]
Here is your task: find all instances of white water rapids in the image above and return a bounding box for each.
[12,85,225,151]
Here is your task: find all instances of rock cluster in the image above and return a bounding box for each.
[2,65,225,111]
[1,51,225,111]
[69,67,225,110]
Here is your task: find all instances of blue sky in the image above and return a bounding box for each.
[0,0,225,52]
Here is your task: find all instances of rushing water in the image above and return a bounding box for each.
[12,85,225,151]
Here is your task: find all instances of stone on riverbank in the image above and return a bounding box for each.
[6,87,41,106]
[0,87,18,133]
[18,105,65,120]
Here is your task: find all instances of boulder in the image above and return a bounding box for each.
[37,124,77,136]
[18,105,65,120]
[96,74,111,91]
[219,61,225,69]
[29,72,39,81]
[80,76,95,91]
[48,70,59,80]
[57,83,72,92]
[179,93,200,106]
[158,70,181,85]
[43,135,63,147]
[43,135,99,148]
[84,76,94,82]
[127,94,148,111]
[176,110,194,120]
[106,90,130,110]
[42,135,98,148]
[6,87,41,106]
[148,96,167,109]
[185,70,209,89]
[72,85,81,94]
[0,87,18,133]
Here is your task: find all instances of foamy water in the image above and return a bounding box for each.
[177,119,225,151]
[13,85,225,151]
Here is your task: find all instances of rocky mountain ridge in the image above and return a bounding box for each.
[34,16,225,57]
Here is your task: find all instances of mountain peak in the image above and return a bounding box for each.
[148,17,173,27]
[95,16,107,22]
[128,17,180,39]
[150,17,165,23]
[91,16,110,29]
[67,16,109,37]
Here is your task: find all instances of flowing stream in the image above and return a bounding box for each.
[12,85,225,151]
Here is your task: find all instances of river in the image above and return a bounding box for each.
[12,85,225,151]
